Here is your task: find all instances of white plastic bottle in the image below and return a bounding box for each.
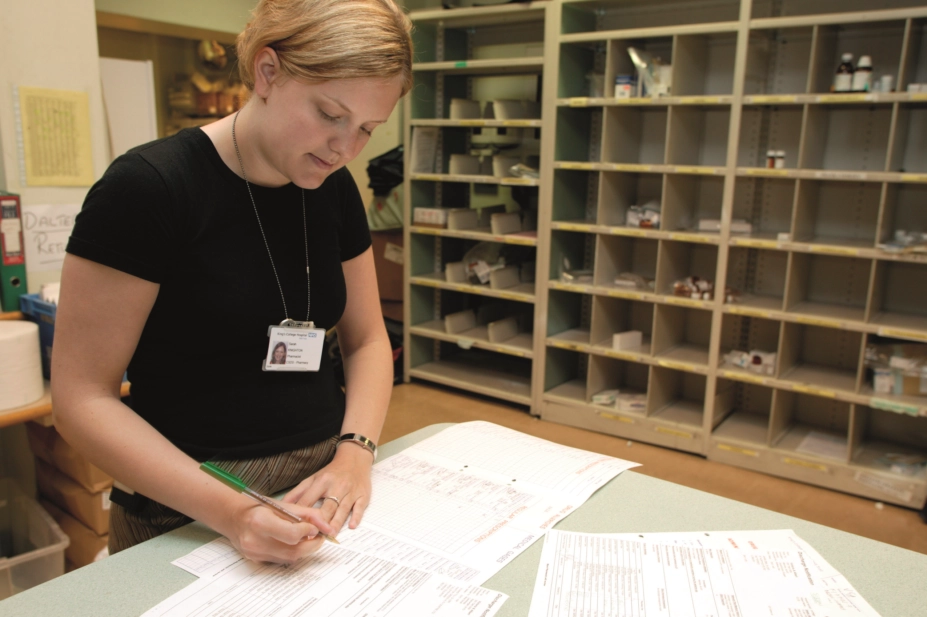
[852,55,873,92]
[834,53,854,92]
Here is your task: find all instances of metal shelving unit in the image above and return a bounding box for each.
[402,0,927,508]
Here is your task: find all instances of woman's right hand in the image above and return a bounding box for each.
[225,499,336,565]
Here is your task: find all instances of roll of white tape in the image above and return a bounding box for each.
[0,321,45,412]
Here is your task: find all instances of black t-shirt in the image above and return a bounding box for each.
[67,128,371,459]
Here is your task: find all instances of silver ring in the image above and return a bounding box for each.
[323,495,340,507]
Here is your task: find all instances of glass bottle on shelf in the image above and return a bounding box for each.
[834,53,855,92]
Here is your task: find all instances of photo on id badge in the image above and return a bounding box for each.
[263,327,324,372]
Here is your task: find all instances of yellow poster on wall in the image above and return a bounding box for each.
[18,86,94,187]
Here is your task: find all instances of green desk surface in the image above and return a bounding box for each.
[2,423,926,617]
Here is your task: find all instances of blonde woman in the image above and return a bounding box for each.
[51,0,411,565]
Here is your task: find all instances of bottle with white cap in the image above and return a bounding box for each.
[852,55,873,92]
[834,53,854,92]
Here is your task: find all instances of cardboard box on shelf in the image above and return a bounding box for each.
[39,499,109,568]
[26,423,113,493]
[34,458,110,535]
[371,230,403,302]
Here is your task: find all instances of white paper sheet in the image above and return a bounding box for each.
[152,543,506,617]
[796,430,849,461]
[21,203,80,273]
[529,529,881,617]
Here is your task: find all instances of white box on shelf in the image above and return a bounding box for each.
[592,389,619,405]
[447,209,479,230]
[450,98,481,120]
[445,309,477,334]
[489,266,520,290]
[613,330,643,350]
[445,261,467,283]
[487,316,518,343]
[413,207,448,228]
[492,155,521,178]
[490,212,522,235]
[449,154,481,175]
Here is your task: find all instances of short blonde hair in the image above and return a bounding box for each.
[237,0,413,96]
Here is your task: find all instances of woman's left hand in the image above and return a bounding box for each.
[281,442,374,534]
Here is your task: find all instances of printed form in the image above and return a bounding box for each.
[528,529,881,617]
[159,422,639,616]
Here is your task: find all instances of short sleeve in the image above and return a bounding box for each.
[66,153,184,283]
[337,168,372,262]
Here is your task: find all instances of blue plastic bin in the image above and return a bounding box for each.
[18,293,55,379]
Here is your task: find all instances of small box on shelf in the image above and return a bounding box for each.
[613,330,643,350]
[34,458,110,536]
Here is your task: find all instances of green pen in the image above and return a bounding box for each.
[201,461,339,544]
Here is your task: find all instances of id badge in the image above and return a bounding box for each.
[264,319,325,372]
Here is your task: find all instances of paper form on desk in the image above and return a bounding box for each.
[150,543,507,617]
[176,422,639,586]
[528,529,881,617]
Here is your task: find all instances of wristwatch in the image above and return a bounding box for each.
[338,433,378,461]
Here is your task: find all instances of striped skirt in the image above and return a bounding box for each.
[109,435,339,554]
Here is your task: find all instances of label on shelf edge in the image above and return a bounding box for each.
[615,97,653,105]
[658,360,696,372]
[901,174,927,183]
[598,411,634,424]
[568,97,589,107]
[716,443,759,457]
[612,164,652,173]
[655,426,694,439]
[782,457,830,473]
[853,471,914,503]
[726,306,772,318]
[878,327,927,342]
[505,237,536,246]
[675,166,718,175]
[678,96,722,105]
[795,316,843,329]
[557,223,588,231]
[749,95,798,104]
[616,228,648,237]
[502,120,534,127]
[745,168,789,177]
[911,94,927,102]
[670,232,714,243]
[869,397,922,417]
[501,178,536,186]
[722,370,766,386]
[607,290,645,300]
[813,170,868,181]
[809,245,860,256]
[413,278,441,287]
[497,291,529,302]
[664,296,705,308]
[817,94,869,103]
[560,162,592,170]
[454,61,467,68]
[735,239,779,249]
[791,384,837,399]
[552,341,582,352]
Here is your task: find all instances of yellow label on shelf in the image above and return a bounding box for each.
[560,162,593,171]
[502,120,534,127]
[501,178,535,186]
[607,290,645,301]
[810,245,860,256]
[616,228,648,237]
[497,291,530,302]
[679,96,721,105]
[415,174,443,182]
[722,370,766,385]
[615,97,653,105]
[612,164,652,173]
[791,384,837,398]
[412,227,441,235]
[558,223,588,231]
[664,296,705,308]
[655,426,694,439]
[675,166,718,175]
[598,412,634,423]
[671,232,714,243]
[795,316,843,329]
[901,174,927,183]
[911,94,927,102]
[505,236,536,246]
[569,97,589,107]
[492,346,525,357]
[605,350,638,362]
[413,278,441,287]
[735,239,779,249]
[717,443,759,457]
[552,341,583,352]
[750,95,799,104]
[878,327,927,342]
[726,306,773,318]
[658,360,696,372]
[458,120,484,127]
[745,168,789,177]
[783,457,830,473]
[817,94,868,103]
